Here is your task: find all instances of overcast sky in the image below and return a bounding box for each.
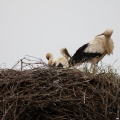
[0,0,120,73]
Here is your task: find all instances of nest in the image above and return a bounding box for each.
[0,56,120,120]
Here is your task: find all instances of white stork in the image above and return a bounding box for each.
[69,29,114,74]
[46,48,71,68]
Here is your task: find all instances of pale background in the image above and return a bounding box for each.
[0,0,120,73]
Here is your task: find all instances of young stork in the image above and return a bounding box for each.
[69,29,114,74]
[46,48,71,68]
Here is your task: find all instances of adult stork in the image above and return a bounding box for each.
[46,48,71,68]
[69,29,114,74]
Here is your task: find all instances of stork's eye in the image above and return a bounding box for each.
[47,57,49,60]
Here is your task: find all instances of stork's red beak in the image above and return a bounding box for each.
[96,33,104,36]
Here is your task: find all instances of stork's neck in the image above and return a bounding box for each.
[104,36,111,45]
[105,35,111,39]
[60,51,68,59]
[48,59,53,66]
[103,36,113,55]
[60,48,71,59]
[63,54,69,59]
[48,55,54,66]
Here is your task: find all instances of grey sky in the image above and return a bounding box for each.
[0,0,120,73]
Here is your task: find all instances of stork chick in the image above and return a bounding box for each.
[46,53,54,66]
[46,48,71,68]
[69,29,114,74]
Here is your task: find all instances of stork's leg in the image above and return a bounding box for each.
[93,63,98,74]
[83,63,88,73]
[90,64,93,73]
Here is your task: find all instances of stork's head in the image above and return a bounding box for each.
[60,48,71,58]
[46,53,53,60]
[97,29,113,37]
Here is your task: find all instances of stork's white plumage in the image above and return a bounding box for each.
[69,29,114,74]
[46,48,71,68]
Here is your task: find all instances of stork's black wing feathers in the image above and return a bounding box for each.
[76,43,89,53]
[69,43,103,65]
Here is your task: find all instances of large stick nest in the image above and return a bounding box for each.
[0,56,120,120]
